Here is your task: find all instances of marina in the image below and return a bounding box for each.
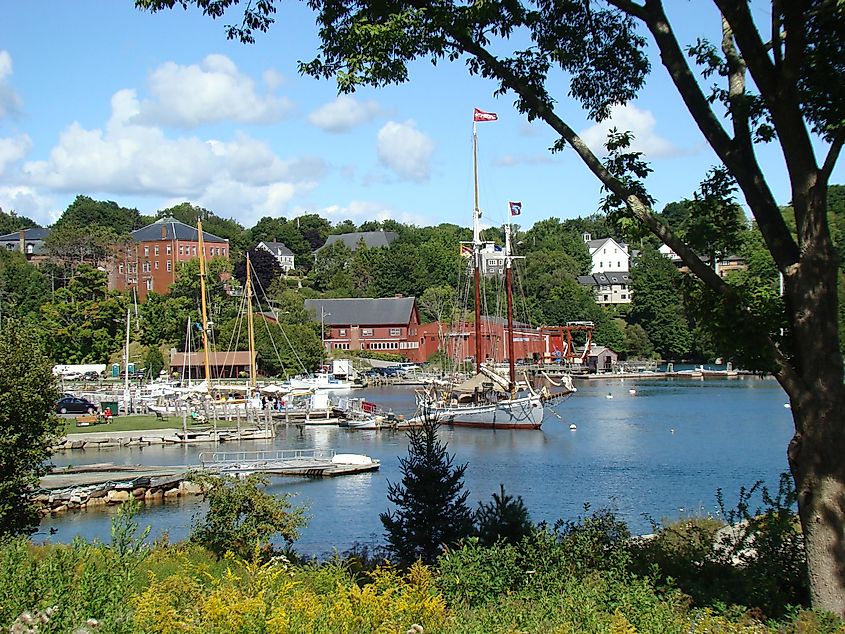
[39,376,794,557]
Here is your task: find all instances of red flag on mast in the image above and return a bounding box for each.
[473,108,498,122]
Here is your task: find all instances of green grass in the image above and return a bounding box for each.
[63,415,242,434]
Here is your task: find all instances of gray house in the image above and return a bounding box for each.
[586,345,619,373]
[315,231,399,255]
[0,227,50,263]
[256,241,295,272]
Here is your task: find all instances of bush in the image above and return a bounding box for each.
[190,473,308,560]
[474,484,533,547]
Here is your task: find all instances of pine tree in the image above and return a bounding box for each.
[380,419,473,565]
[474,484,533,546]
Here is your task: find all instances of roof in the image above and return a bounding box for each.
[257,241,293,257]
[578,272,630,286]
[304,297,416,326]
[170,351,254,366]
[585,236,628,253]
[317,231,398,253]
[0,227,50,242]
[130,217,228,243]
[588,345,618,357]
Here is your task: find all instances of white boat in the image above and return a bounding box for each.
[339,398,400,430]
[414,110,574,430]
[287,373,353,391]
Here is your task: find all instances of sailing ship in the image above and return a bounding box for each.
[415,109,574,430]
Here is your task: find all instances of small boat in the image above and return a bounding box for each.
[340,398,399,430]
[287,372,353,391]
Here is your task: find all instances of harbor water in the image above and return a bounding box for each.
[40,375,794,557]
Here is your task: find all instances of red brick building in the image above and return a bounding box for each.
[418,317,549,365]
[108,217,230,300]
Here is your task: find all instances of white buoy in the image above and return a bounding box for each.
[569,424,577,431]
[670,428,675,434]
[606,393,613,399]
[784,403,791,409]
[629,389,637,396]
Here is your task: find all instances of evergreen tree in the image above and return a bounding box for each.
[380,419,473,565]
[474,484,533,546]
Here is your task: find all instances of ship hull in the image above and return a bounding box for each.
[420,393,544,429]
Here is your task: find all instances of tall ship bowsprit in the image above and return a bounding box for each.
[415,109,575,430]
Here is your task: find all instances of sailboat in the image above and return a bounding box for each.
[415,109,574,430]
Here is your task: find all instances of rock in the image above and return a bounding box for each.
[132,487,147,499]
[179,481,204,495]
[51,505,67,514]
[88,488,108,499]
[163,488,180,499]
[106,490,130,504]
[86,496,107,507]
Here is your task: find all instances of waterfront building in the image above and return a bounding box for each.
[169,350,254,380]
[107,217,230,300]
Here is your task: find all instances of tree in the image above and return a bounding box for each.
[630,249,692,361]
[138,0,845,612]
[190,473,307,560]
[233,247,282,295]
[0,208,37,235]
[380,419,474,565]
[0,319,62,536]
[53,195,143,234]
[144,346,165,379]
[474,484,533,547]
[624,323,655,360]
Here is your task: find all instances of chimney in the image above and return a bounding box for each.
[18,229,25,254]
[395,293,403,298]
[161,223,167,240]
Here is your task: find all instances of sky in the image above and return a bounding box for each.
[0,2,841,233]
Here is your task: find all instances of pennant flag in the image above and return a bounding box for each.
[473,108,498,122]
[460,243,473,258]
[509,201,522,216]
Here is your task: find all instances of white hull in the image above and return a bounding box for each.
[420,393,545,429]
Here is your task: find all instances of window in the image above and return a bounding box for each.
[154,261,159,270]
[222,248,227,256]
[339,329,347,336]
[617,261,621,268]
[362,328,373,337]
[599,261,603,268]
[144,246,149,256]
[142,262,151,273]
[603,294,609,301]
[154,246,159,256]
[166,260,172,272]
[192,246,197,256]
[26,244,34,254]
[621,295,627,300]
[390,328,401,337]
[179,245,184,256]
[166,244,172,255]
[145,279,153,290]
[118,263,124,274]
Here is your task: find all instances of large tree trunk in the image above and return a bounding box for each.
[788,391,845,615]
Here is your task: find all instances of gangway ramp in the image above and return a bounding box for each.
[198,449,380,477]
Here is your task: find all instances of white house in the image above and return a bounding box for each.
[256,241,295,272]
[583,233,630,274]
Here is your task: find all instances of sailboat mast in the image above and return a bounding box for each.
[197,218,212,395]
[505,223,516,392]
[246,253,257,394]
[472,121,483,375]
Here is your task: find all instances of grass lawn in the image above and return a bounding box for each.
[62,414,246,434]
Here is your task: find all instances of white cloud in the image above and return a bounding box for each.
[376,120,434,182]
[579,104,680,158]
[0,185,58,224]
[133,54,293,127]
[0,134,32,175]
[309,95,382,133]
[21,88,327,227]
[304,200,430,225]
[0,50,23,119]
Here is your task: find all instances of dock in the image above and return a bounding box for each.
[36,450,380,515]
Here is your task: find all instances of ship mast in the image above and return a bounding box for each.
[472,119,483,376]
[245,253,257,396]
[197,218,212,396]
[505,223,516,393]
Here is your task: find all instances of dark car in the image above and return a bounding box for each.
[55,396,98,415]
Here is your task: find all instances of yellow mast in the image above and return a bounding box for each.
[246,253,257,395]
[197,218,212,396]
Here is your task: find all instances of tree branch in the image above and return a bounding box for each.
[820,133,844,185]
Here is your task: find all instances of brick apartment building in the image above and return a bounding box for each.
[108,217,230,300]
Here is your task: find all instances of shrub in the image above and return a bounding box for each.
[474,484,533,547]
[190,473,308,560]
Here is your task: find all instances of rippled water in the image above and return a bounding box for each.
[40,375,794,556]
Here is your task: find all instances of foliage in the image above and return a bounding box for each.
[44,222,123,269]
[0,319,62,537]
[143,346,165,379]
[381,419,474,566]
[190,473,307,560]
[0,208,37,235]
[0,249,50,319]
[630,248,692,360]
[474,484,533,547]
[623,323,655,359]
[134,553,449,634]
[139,292,196,346]
[217,315,323,376]
[631,473,808,619]
[53,195,143,234]
[233,246,282,294]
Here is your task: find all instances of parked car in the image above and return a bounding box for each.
[82,371,101,381]
[55,396,98,415]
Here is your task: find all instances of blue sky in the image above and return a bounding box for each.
[0,2,840,232]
